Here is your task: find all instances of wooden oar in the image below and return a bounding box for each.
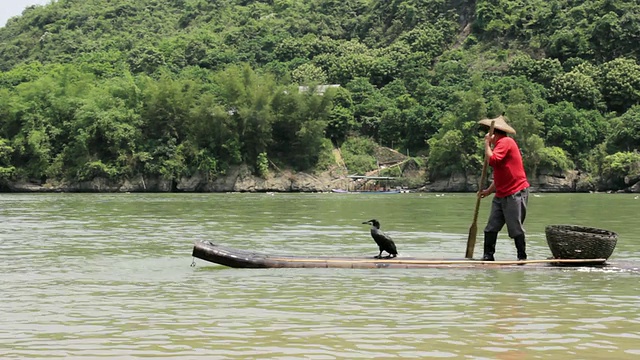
[465,120,495,259]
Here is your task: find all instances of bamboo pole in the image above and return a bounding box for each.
[465,120,495,259]
[266,257,606,265]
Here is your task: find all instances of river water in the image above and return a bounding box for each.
[1,192,639,359]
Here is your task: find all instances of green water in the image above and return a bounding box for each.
[1,192,639,359]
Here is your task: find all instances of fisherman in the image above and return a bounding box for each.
[477,115,530,261]
[362,219,398,259]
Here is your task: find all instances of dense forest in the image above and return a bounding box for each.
[0,0,639,191]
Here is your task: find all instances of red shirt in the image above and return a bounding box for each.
[489,136,529,198]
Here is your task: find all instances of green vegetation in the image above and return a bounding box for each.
[0,0,639,190]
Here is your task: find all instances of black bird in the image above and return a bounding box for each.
[362,219,398,259]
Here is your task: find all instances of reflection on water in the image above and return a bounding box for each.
[1,193,639,359]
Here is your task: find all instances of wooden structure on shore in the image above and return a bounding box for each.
[336,175,403,192]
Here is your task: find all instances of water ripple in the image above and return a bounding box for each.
[1,193,639,359]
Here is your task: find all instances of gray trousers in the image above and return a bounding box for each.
[484,188,529,238]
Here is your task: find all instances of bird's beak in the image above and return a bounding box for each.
[362,221,369,224]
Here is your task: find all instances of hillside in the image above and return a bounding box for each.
[0,0,639,192]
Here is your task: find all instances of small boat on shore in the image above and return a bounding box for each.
[331,189,405,194]
[191,241,613,269]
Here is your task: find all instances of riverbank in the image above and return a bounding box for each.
[3,165,639,193]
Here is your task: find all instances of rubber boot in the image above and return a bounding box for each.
[514,234,527,261]
[481,231,498,261]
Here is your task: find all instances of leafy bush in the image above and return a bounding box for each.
[601,151,640,189]
[0,137,15,180]
[256,152,269,178]
[77,161,120,181]
[606,105,640,153]
[538,146,575,173]
[314,138,337,173]
[341,137,377,174]
[429,130,465,178]
[0,166,15,180]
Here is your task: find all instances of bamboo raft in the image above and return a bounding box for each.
[191,241,614,269]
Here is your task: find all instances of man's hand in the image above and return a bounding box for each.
[478,188,492,198]
[484,133,494,146]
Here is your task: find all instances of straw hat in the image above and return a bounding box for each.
[477,114,516,134]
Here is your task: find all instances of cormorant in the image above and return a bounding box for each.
[362,219,398,259]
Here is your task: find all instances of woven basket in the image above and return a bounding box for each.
[545,225,618,260]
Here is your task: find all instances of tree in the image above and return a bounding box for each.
[541,101,606,161]
[0,138,15,180]
[606,106,640,153]
[427,129,478,179]
[537,146,575,174]
[340,136,377,175]
[504,102,544,174]
[291,63,328,84]
[598,57,640,113]
[187,94,242,173]
[65,79,143,179]
[507,54,562,88]
[601,151,640,190]
[551,70,603,110]
[135,73,199,178]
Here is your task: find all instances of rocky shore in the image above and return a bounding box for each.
[3,165,640,193]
